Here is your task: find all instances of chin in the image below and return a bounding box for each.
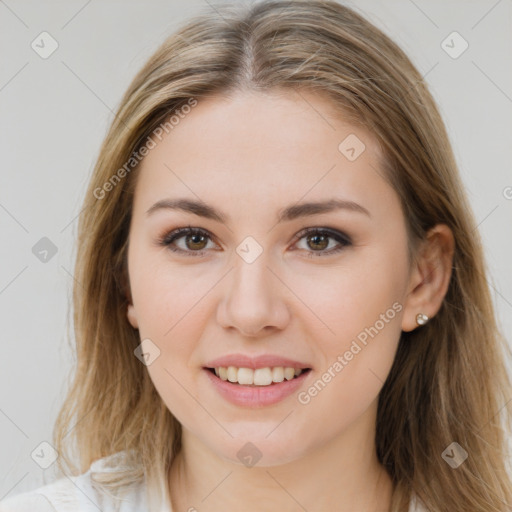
[213,435,310,468]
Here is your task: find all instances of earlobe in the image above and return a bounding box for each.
[127,304,139,329]
[401,224,455,332]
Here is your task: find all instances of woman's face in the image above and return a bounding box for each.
[126,89,413,466]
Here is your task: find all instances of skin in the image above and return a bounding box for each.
[126,89,454,512]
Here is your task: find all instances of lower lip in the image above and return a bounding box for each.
[203,368,311,408]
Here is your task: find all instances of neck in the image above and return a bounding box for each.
[168,403,393,512]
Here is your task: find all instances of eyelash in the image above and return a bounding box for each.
[157,225,352,259]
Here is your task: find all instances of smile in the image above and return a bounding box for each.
[208,366,309,386]
[203,366,312,407]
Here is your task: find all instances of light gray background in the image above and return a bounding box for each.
[1,0,511,499]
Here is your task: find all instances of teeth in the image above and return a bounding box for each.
[284,367,295,380]
[254,368,273,386]
[238,367,254,385]
[272,367,284,383]
[213,366,306,386]
[227,366,237,383]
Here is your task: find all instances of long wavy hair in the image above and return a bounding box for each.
[52,1,512,510]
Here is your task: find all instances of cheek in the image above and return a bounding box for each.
[290,243,407,349]
[291,242,406,407]
[128,251,212,424]
[127,247,216,405]
[295,276,403,438]
[129,244,211,336]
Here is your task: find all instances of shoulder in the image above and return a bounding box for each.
[0,452,148,512]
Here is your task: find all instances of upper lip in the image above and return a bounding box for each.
[204,354,312,370]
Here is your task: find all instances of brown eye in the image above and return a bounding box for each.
[184,232,208,251]
[293,228,352,258]
[159,226,351,259]
[159,227,215,257]
[306,233,330,251]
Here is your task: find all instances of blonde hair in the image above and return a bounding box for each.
[53,1,512,510]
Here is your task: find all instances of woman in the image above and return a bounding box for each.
[2,1,511,511]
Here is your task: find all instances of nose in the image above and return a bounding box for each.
[216,251,290,337]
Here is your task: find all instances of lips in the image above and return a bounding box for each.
[201,353,313,406]
[204,353,312,370]
[203,365,311,407]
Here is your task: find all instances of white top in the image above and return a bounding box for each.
[0,453,151,512]
[0,452,425,511]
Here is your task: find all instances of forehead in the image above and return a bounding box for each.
[134,89,392,215]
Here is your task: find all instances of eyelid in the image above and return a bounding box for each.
[290,226,352,258]
[291,226,352,246]
[158,225,352,257]
[159,226,218,253]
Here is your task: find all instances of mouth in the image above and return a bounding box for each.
[203,366,312,386]
[203,365,312,407]
[201,355,313,407]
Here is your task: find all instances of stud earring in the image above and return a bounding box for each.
[416,313,429,326]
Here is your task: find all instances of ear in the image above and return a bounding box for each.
[116,251,139,329]
[127,303,139,329]
[401,224,455,332]
[121,270,138,329]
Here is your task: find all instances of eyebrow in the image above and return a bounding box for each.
[146,197,371,223]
